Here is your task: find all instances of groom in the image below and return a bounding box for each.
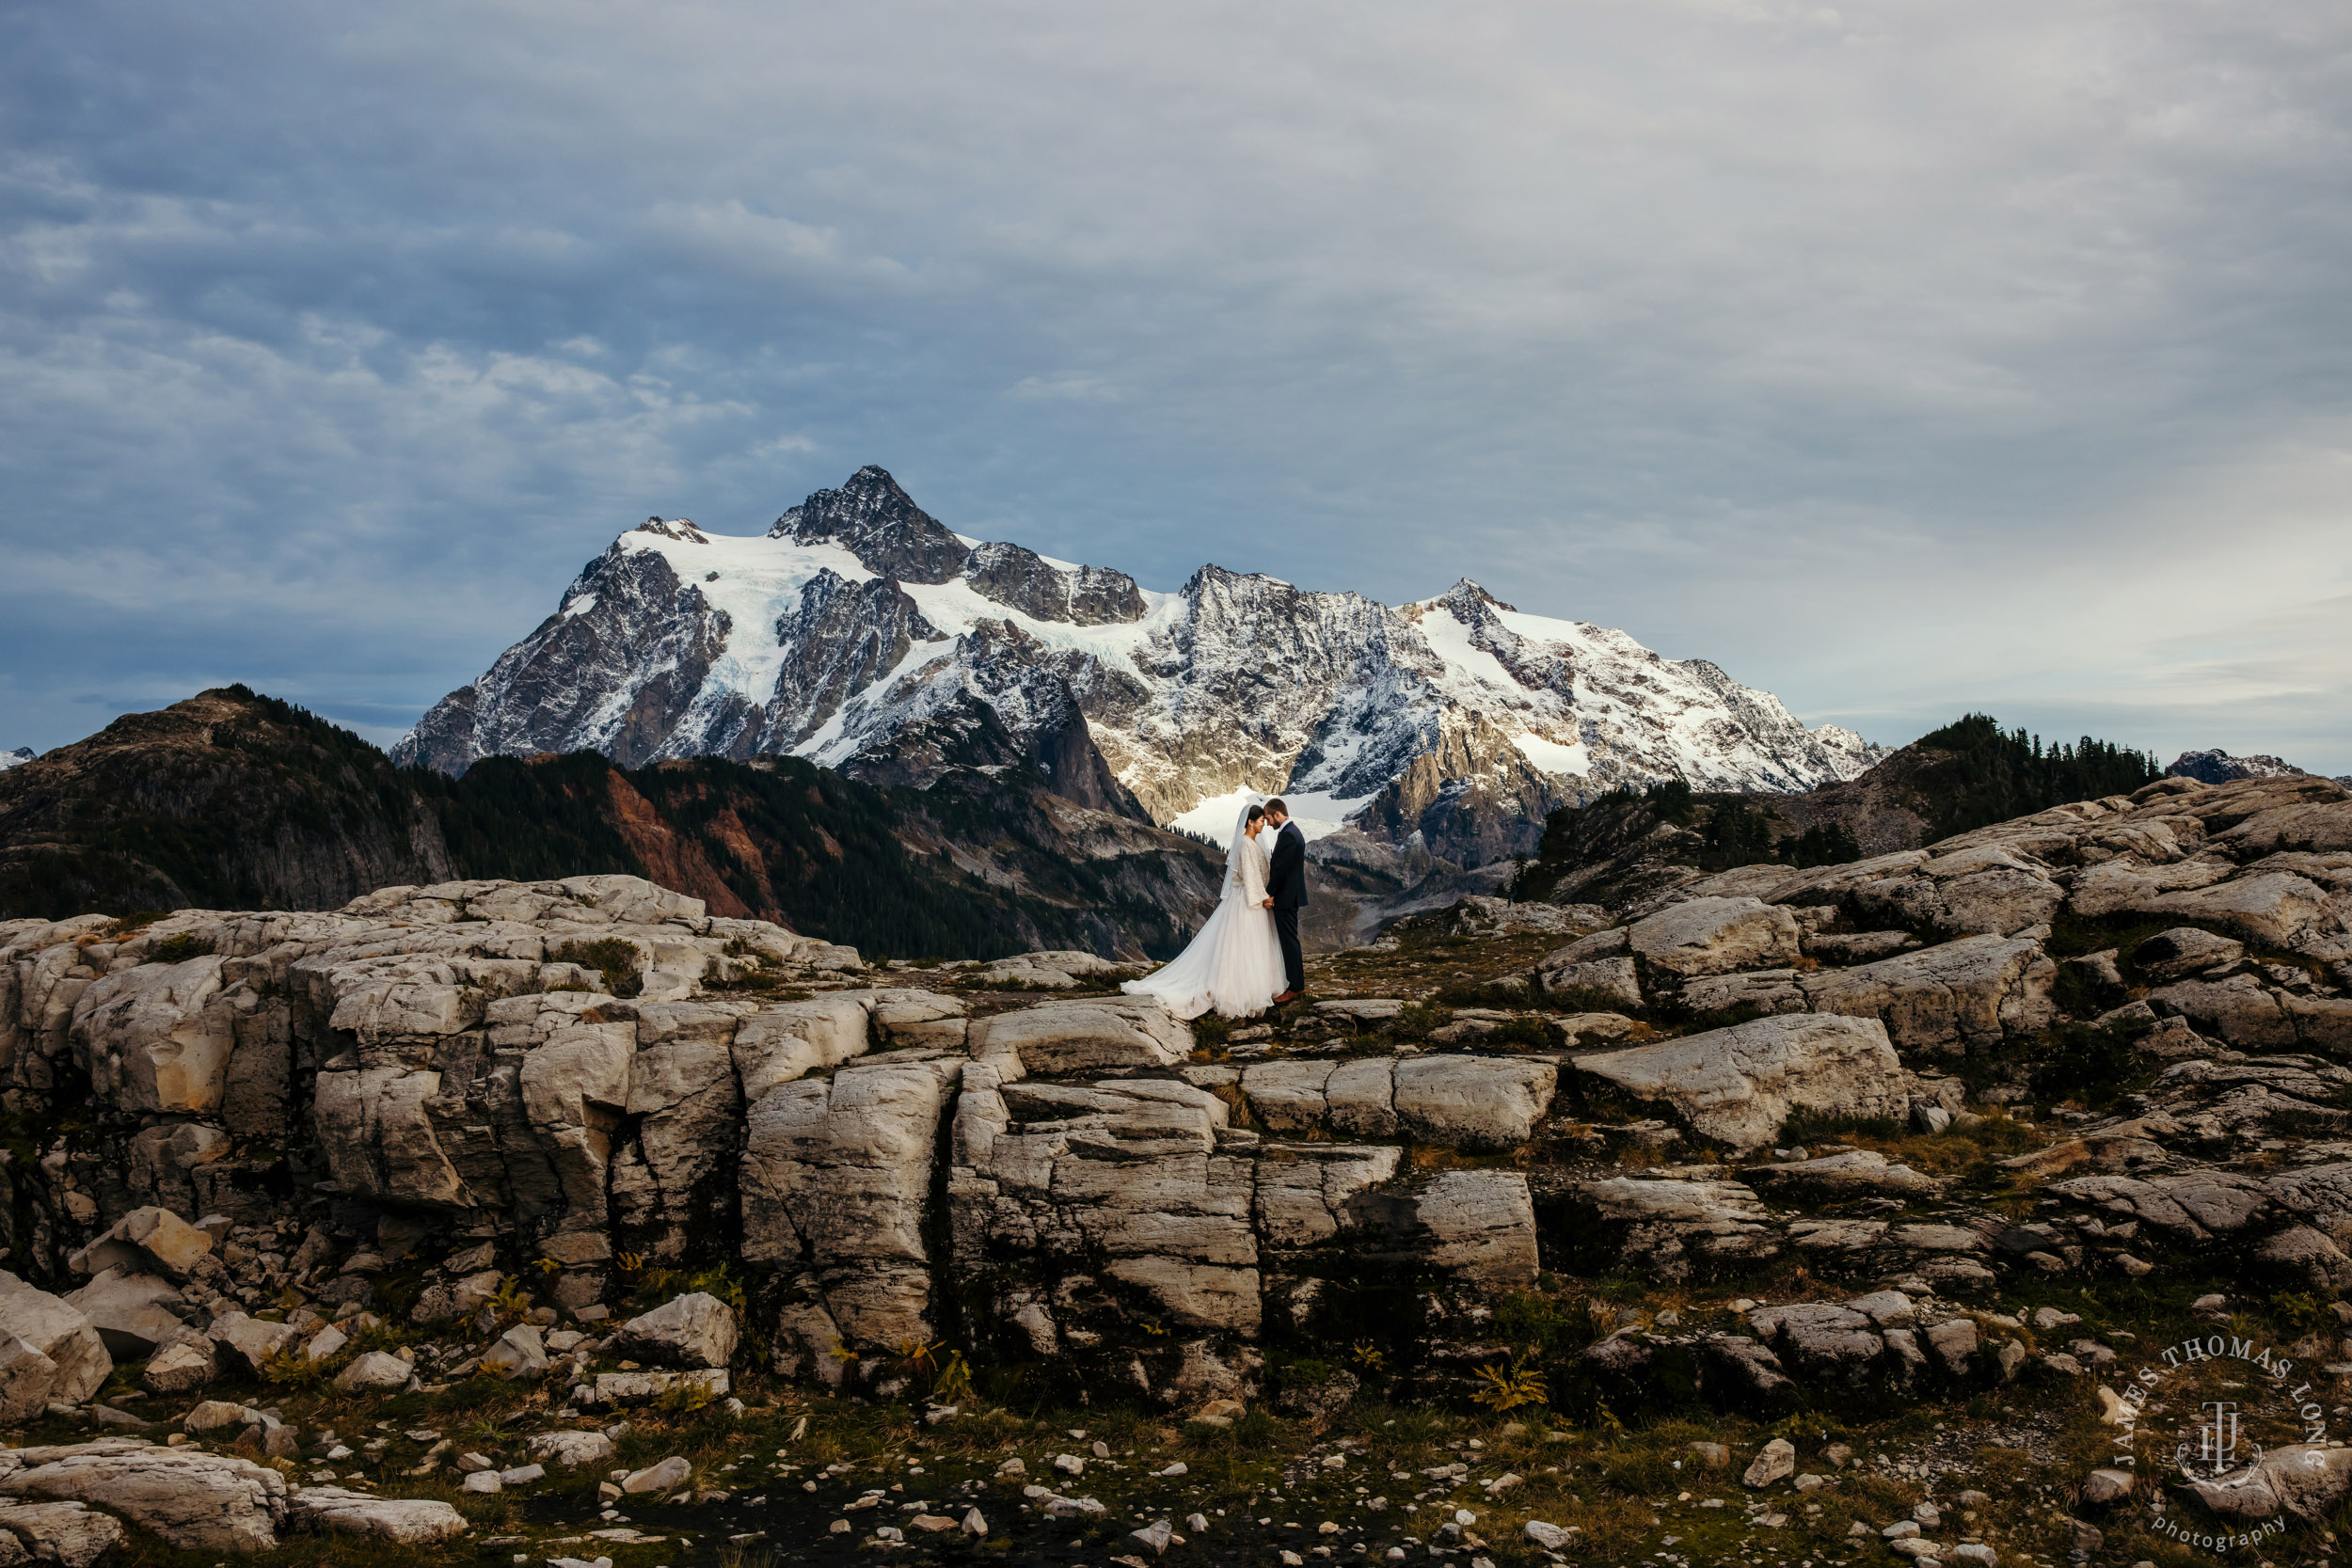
[1261,798,1309,1003]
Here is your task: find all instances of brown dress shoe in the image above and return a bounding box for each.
[1270,990,1302,1005]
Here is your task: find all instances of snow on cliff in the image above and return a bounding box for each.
[394,467,1881,861]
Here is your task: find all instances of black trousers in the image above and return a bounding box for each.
[1273,907,1304,993]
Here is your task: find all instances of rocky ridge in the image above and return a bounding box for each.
[393,466,1882,862]
[6,770,2352,1562]
[2166,748,2310,785]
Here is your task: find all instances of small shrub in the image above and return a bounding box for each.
[656,1381,716,1415]
[151,931,215,963]
[1386,1002,1454,1043]
[1543,984,1640,1016]
[551,938,644,998]
[1486,1016,1555,1050]
[2030,1021,2145,1109]
[1434,979,1536,1010]
[1471,1351,1549,1412]
[931,1349,976,1405]
[487,1274,533,1322]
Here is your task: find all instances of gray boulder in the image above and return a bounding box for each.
[612,1291,739,1370]
[334,1351,413,1392]
[1392,1055,1557,1148]
[1628,898,1803,978]
[481,1323,549,1381]
[1740,1149,1939,1200]
[2135,927,2247,980]
[0,1275,109,1407]
[206,1311,299,1376]
[66,1206,214,1281]
[1575,1179,1777,1280]
[1803,934,2055,1054]
[288,1486,469,1544]
[63,1269,186,1358]
[970,998,1189,1074]
[2185,1443,2352,1523]
[525,1430,617,1467]
[0,1334,61,1426]
[1574,1014,1906,1150]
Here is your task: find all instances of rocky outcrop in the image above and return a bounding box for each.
[0,1442,287,1553]
[0,1499,121,1568]
[1,872,1575,1416]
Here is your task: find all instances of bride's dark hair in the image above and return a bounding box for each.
[1245,804,1266,823]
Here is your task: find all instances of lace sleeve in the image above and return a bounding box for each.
[1240,837,1271,904]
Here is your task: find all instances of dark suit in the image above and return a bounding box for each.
[1265,818,1309,993]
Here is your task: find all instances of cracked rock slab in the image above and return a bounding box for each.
[1574,1013,1906,1151]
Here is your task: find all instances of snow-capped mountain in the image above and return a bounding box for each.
[395,467,1881,863]
[0,748,34,771]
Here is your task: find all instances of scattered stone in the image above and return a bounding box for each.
[1742,1438,1796,1488]
[623,1456,692,1495]
[335,1352,413,1392]
[291,1486,469,1544]
[527,1431,617,1468]
[482,1323,549,1381]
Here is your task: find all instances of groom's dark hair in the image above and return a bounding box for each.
[1264,798,1288,817]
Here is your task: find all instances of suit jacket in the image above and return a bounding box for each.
[1266,819,1310,910]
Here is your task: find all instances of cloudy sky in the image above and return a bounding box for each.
[5,0,2350,770]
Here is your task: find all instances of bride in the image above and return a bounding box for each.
[1122,802,1286,1020]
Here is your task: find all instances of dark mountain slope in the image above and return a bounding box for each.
[0,688,1219,959]
[0,687,452,917]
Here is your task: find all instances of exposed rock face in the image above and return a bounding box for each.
[0,1498,120,1568]
[394,467,1879,861]
[1235,1055,1557,1148]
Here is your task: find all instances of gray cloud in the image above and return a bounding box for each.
[4,0,2349,769]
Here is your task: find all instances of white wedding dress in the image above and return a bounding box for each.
[1122,808,1286,1021]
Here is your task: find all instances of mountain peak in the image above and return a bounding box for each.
[768,466,971,584]
[1437,578,1518,615]
[402,481,1887,864]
